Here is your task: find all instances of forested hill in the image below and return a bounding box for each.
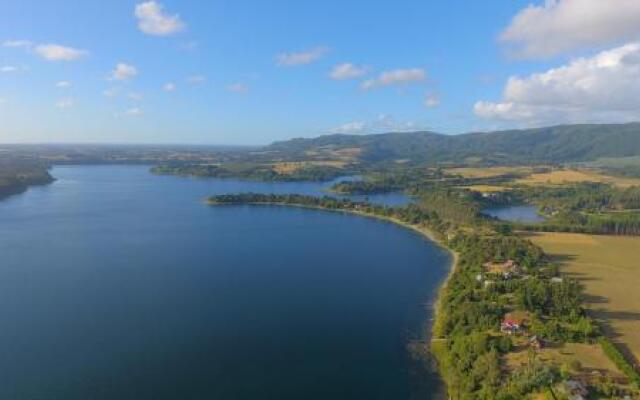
[266,123,640,164]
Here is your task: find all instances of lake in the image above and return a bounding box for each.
[0,165,450,399]
[483,205,545,223]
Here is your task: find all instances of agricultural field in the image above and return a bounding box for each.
[462,185,508,193]
[515,169,640,188]
[526,232,640,365]
[271,160,347,174]
[504,342,625,381]
[445,166,534,179]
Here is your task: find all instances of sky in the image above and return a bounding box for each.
[2,0,640,145]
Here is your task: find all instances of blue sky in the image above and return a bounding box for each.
[2,0,640,144]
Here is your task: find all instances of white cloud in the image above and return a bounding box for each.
[55,97,74,109]
[128,92,143,101]
[361,68,426,90]
[109,63,138,81]
[56,80,72,89]
[330,63,368,80]
[227,83,249,93]
[0,98,6,105]
[34,44,86,62]
[501,0,640,58]
[331,114,418,134]
[0,66,19,73]
[424,94,440,108]
[331,121,366,134]
[163,82,176,92]
[2,39,32,48]
[475,42,640,124]
[186,75,205,84]
[135,1,185,36]
[125,107,143,117]
[276,46,329,67]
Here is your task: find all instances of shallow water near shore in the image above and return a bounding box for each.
[0,165,450,399]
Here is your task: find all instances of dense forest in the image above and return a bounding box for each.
[0,161,54,198]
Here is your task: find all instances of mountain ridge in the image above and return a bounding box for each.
[266,122,640,164]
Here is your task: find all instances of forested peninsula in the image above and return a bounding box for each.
[0,162,54,199]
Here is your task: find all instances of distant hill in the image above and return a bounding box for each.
[266,123,640,165]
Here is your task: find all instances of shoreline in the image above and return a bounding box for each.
[206,200,459,361]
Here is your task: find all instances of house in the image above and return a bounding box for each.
[564,380,588,400]
[483,260,522,278]
[501,313,525,335]
[551,277,564,284]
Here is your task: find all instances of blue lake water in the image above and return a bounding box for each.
[483,205,545,223]
[0,165,450,399]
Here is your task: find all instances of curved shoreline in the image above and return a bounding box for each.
[206,201,459,356]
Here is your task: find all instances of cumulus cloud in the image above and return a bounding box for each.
[330,63,368,80]
[163,82,176,92]
[276,46,329,67]
[56,80,72,89]
[424,94,440,108]
[135,1,185,36]
[474,42,640,124]
[35,44,87,61]
[332,114,418,134]
[2,39,32,48]
[227,83,249,93]
[109,63,138,81]
[55,97,74,109]
[361,68,426,90]
[501,0,640,58]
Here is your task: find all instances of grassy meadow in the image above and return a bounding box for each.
[527,232,640,366]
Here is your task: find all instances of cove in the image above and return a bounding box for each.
[0,165,450,399]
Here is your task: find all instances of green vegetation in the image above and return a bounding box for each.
[599,337,640,384]
[151,163,346,182]
[0,161,54,198]
[502,183,640,235]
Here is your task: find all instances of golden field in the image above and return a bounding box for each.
[446,166,533,179]
[271,160,347,174]
[527,232,640,364]
[516,169,640,188]
[447,166,640,188]
[462,185,508,193]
